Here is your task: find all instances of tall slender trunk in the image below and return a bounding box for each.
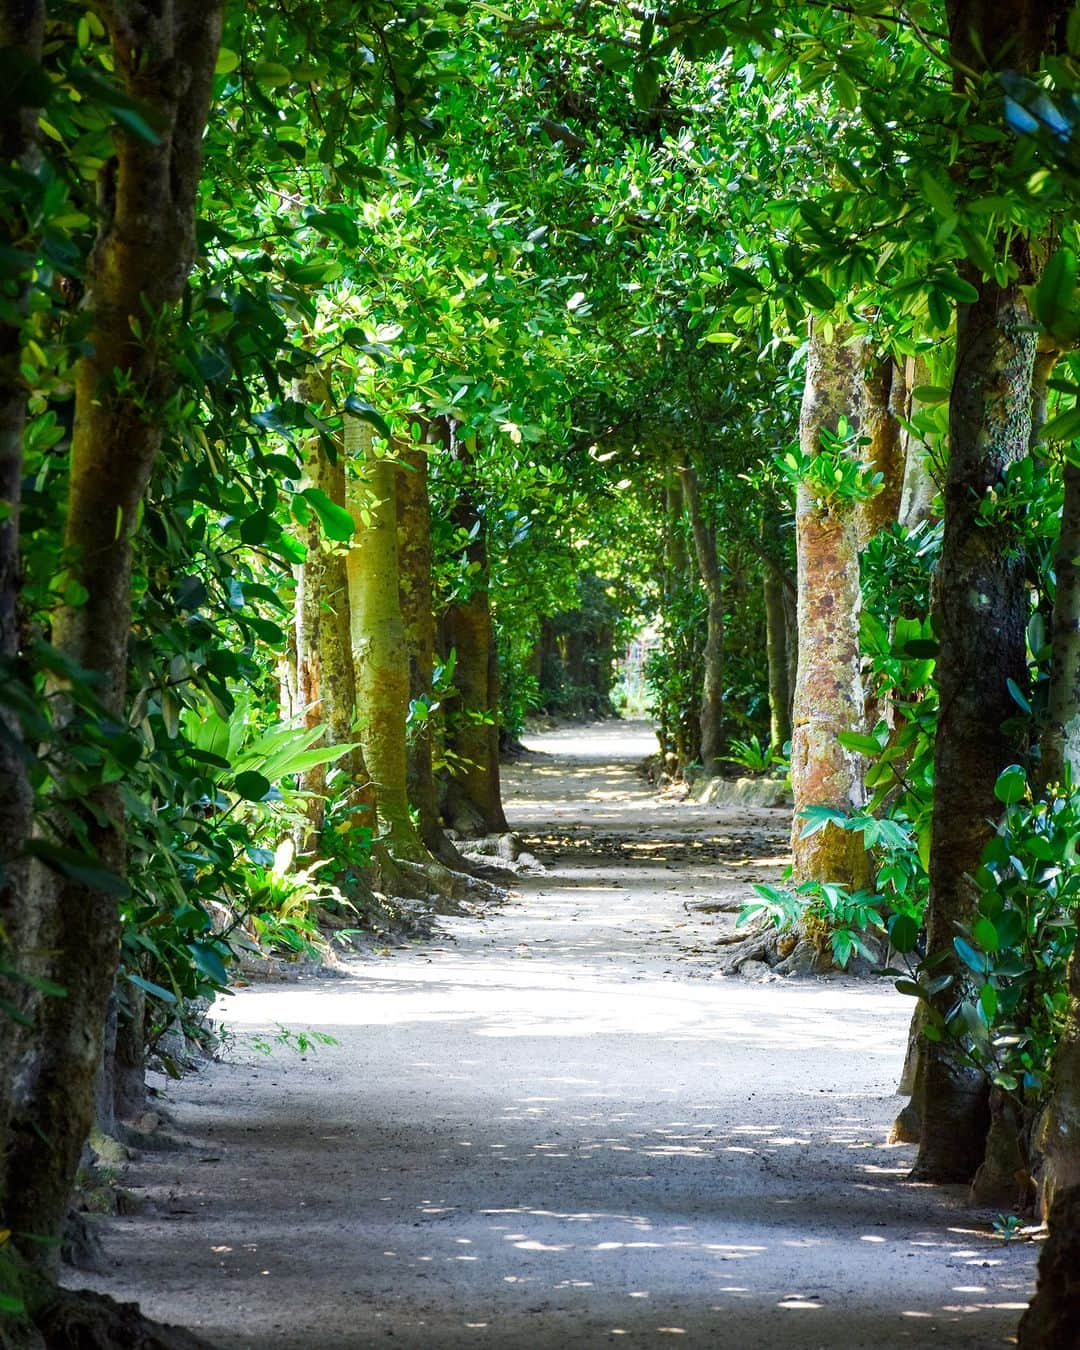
[764,563,792,751]
[914,270,1036,1182]
[396,420,466,867]
[346,415,427,861]
[441,439,508,837]
[0,0,45,1176]
[663,457,695,770]
[1039,368,1080,791]
[790,321,868,889]
[677,457,725,776]
[914,0,1058,1184]
[296,374,376,856]
[3,0,223,1261]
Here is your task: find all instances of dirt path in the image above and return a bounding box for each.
[72,721,1036,1348]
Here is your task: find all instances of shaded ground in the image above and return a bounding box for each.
[67,720,1036,1347]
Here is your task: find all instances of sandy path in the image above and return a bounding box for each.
[72,721,1036,1347]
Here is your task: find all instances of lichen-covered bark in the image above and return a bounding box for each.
[441,441,508,837]
[790,321,868,889]
[677,458,725,777]
[3,0,223,1261]
[397,421,465,866]
[914,270,1035,1183]
[0,0,45,1179]
[346,416,426,860]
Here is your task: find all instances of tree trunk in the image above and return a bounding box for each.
[296,374,376,860]
[345,415,428,861]
[913,270,1036,1183]
[790,321,869,889]
[396,420,467,867]
[0,0,45,1176]
[856,356,905,546]
[677,457,725,777]
[1017,1184,1080,1349]
[3,0,223,1263]
[1039,403,1080,789]
[440,440,508,837]
[764,562,792,751]
[897,356,940,529]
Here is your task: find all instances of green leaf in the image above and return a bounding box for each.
[1032,248,1078,333]
[888,914,920,954]
[912,385,950,404]
[799,275,836,310]
[973,916,1000,952]
[895,976,927,1000]
[234,770,271,801]
[239,511,272,546]
[1040,406,1080,443]
[979,983,999,1020]
[954,936,989,974]
[343,396,392,441]
[919,170,955,218]
[215,48,241,76]
[302,487,354,541]
[188,942,230,986]
[837,730,884,755]
[1005,678,1031,714]
[934,272,980,304]
[993,764,1027,805]
[126,972,177,1004]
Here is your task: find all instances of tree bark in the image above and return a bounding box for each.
[677,457,725,777]
[790,321,869,889]
[764,562,792,751]
[396,420,467,867]
[856,355,905,546]
[346,415,428,861]
[440,440,508,837]
[913,270,1036,1183]
[1017,1184,1080,1349]
[295,373,376,858]
[0,0,45,1178]
[3,0,223,1263]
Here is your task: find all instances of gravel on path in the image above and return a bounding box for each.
[67,720,1036,1348]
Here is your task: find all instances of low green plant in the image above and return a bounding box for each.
[247,1024,339,1057]
[893,767,1080,1110]
[724,733,790,776]
[736,803,927,968]
[775,418,884,510]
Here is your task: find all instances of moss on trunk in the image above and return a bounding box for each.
[790,321,868,891]
[2,0,223,1261]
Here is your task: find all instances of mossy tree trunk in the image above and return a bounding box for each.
[913,0,1057,1185]
[790,320,869,890]
[2,0,223,1264]
[677,456,725,777]
[296,374,376,860]
[0,0,45,1176]
[914,267,1036,1182]
[346,414,428,862]
[396,419,466,867]
[441,438,508,837]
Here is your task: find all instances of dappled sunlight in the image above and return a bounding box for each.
[78,722,1037,1348]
